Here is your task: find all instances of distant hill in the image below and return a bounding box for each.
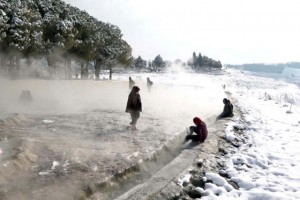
[226,62,300,74]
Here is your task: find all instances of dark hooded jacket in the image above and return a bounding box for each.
[218,99,234,119]
[193,117,208,142]
[147,78,153,87]
[126,86,142,112]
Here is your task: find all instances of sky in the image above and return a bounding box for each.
[63,0,300,64]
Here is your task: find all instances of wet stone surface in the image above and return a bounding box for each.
[0,110,191,199]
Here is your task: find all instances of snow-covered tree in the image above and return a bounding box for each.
[0,0,9,66]
[152,54,165,71]
[134,56,147,70]
[0,0,133,79]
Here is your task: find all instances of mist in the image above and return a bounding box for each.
[0,70,225,122]
[0,66,231,199]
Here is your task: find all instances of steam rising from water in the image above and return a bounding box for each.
[0,68,228,199]
[0,72,225,122]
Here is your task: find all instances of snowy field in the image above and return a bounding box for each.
[180,69,300,200]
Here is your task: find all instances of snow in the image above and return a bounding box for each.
[177,174,192,187]
[191,69,300,199]
[42,119,54,123]
[225,122,236,141]
[51,161,59,170]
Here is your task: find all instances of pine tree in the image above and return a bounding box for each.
[152,54,164,71]
[134,56,146,70]
[0,0,133,79]
[197,52,203,68]
[192,51,197,69]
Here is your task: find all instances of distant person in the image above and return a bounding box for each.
[19,90,33,102]
[184,117,208,143]
[126,86,142,130]
[146,77,153,92]
[217,98,234,120]
[129,77,135,90]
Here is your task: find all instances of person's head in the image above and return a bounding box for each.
[193,117,202,125]
[129,77,132,80]
[131,86,140,93]
[223,98,228,104]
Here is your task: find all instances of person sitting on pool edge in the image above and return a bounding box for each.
[184,117,208,143]
[216,98,234,120]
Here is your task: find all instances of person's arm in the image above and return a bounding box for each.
[136,95,142,112]
[126,95,132,112]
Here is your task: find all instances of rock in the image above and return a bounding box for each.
[190,176,205,188]
[218,147,228,155]
[233,124,245,131]
[195,159,203,167]
[190,188,202,198]
[228,181,239,190]
[182,181,189,187]
[82,183,96,196]
[219,169,229,178]
[179,195,191,200]
[182,184,194,194]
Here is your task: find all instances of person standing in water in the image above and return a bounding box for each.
[126,86,142,130]
[146,77,153,92]
[129,77,135,90]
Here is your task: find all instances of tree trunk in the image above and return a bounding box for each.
[1,54,7,76]
[64,59,67,79]
[16,55,21,78]
[26,57,34,67]
[53,61,57,78]
[1,54,6,66]
[109,64,112,80]
[80,62,85,79]
[67,59,72,79]
[85,62,89,79]
[95,60,100,80]
[64,59,72,79]
[47,56,54,78]
[9,56,14,78]
[80,62,89,79]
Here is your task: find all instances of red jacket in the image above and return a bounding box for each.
[194,119,208,142]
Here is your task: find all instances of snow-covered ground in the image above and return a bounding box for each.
[181,69,300,200]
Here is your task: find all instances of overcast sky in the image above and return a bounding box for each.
[64,0,300,64]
